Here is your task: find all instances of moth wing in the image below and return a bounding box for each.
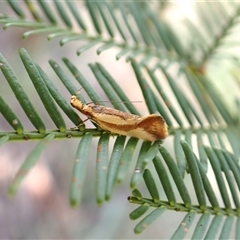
[91,106,140,125]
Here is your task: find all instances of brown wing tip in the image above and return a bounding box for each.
[138,114,168,140]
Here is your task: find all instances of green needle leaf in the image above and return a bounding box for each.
[69,133,93,208]
[8,134,55,196]
[96,133,109,205]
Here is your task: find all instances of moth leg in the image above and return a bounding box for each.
[96,126,114,138]
[71,118,89,130]
[79,118,90,125]
[110,132,116,140]
[103,130,116,139]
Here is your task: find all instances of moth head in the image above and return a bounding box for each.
[70,95,84,110]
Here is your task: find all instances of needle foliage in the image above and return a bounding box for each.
[0,1,239,238]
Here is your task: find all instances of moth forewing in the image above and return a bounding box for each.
[70,95,168,142]
[91,107,141,125]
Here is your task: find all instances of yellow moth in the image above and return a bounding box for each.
[70,95,168,142]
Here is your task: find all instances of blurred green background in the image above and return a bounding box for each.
[0,1,238,239]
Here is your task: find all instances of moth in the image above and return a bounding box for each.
[70,95,168,142]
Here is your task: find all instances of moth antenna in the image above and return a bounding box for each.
[104,100,142,103]
[87,100,142,104]
[75,87,83,95]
